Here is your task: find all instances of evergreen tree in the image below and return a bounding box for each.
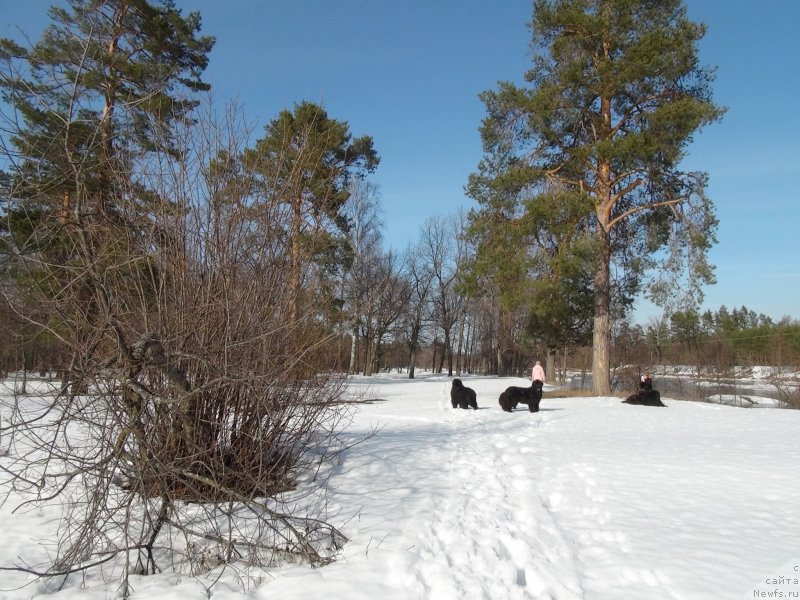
[246,101,379,322]
[1,0,214,220]
[471,0,723,393]
[464,183,595,374]
[464,145,540,375]
[521,188,595,362]
[0,0,215,377]
[0,0,215,392]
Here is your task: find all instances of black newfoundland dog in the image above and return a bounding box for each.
[622,389,667,407]
[451,378,478,410]
[499,380,544,413]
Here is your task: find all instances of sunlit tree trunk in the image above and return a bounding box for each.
[592,225,612,395]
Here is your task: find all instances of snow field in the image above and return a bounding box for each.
[277,375,799,600]
[1,374,798,599]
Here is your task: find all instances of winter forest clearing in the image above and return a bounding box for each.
[1,373,799,599]
[2,0,799,598]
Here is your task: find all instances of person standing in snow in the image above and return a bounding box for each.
[639,373,653,392]
[531,360,545,384]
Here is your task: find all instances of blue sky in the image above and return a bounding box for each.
[4,1,799,324]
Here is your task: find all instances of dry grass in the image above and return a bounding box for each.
[542,388,599,399]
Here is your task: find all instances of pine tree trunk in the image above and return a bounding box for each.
[545,348,555,385]
[592,226,612,395]
[592,92,614,395]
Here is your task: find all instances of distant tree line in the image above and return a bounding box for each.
[641,307,800,368]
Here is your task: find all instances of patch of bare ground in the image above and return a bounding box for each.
[543,389,598,399]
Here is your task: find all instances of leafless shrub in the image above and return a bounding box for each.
[610,365,646,395]
[0,101,363,592]
[768,368,800,409]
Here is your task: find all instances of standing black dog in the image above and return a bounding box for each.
[622,389,666,407]
[499,380,544,413]
[451,379,478,409]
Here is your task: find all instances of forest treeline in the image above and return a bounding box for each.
[3,232,798,382]
[612,307,800,382]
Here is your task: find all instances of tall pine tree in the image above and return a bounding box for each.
[471,0,723,393]
[0,0,214,223]
[0,0,214,375]
[246,101,379,322]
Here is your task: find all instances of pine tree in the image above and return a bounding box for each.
[0,0,214,380]
[471,0,723,393]
[0,0,214,222]
[246,101,379,322]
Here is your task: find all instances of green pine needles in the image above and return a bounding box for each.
[467,0,724,393]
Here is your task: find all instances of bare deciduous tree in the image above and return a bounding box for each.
[419,214,468,376]
[401,243,434,379]
[357,250,410,376]
[340,180,384,375]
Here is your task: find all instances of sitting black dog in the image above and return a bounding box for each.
[499,380,544,413]
[622,389,666,407]
[451,378,478,409]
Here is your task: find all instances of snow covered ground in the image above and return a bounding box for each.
[1,373,799,599]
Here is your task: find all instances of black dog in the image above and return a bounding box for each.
[499,380,544,413]
[451,379,478,409]
[622,389,666,407]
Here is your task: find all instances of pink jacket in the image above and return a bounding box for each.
[532,363,545,383]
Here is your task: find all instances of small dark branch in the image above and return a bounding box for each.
[0,545,149,578]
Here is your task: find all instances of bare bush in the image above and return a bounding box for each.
[0,101,360,592]
[769,368,800,409]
